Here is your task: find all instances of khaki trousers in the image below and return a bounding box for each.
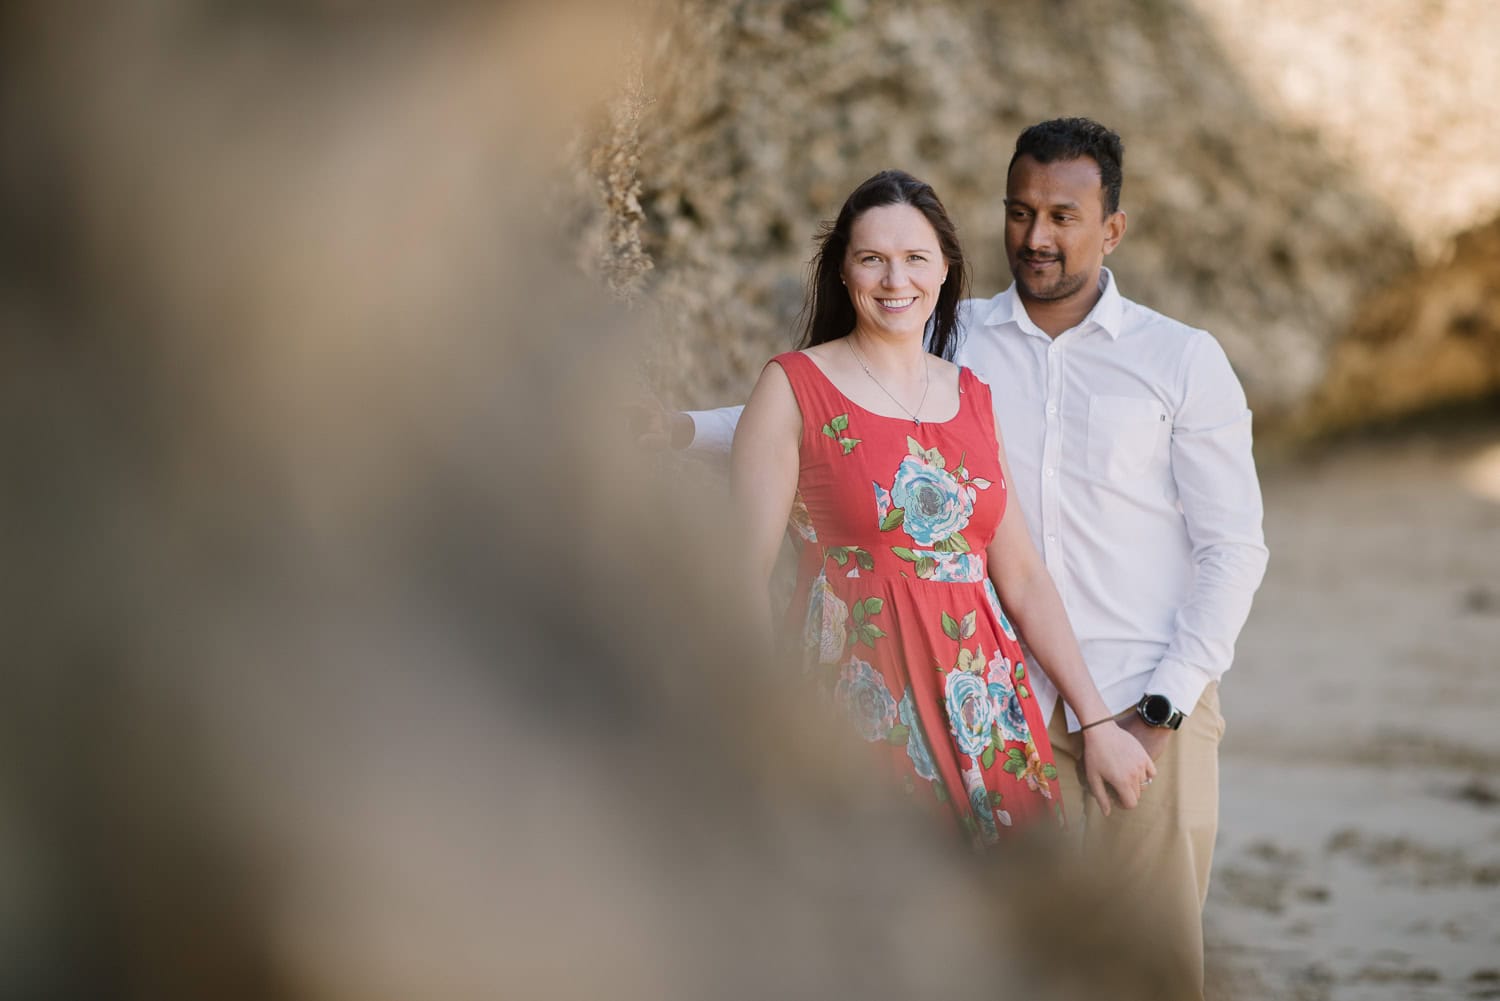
[1047,683,1225,1001]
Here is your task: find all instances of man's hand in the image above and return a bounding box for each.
[626,398,694,451]
[1118,711,1174,762]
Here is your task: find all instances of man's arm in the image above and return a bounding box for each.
[627,400,743,455]
[684,406,744,455]
[1148,332,1270,716]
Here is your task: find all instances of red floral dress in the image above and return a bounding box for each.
[776,350,1063,843]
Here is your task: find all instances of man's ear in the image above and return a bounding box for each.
[1103,209,1127,255]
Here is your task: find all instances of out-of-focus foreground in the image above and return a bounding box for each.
[0,3,1155,1001]
[4,2,1497,1000]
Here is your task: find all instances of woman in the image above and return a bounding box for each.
[731,170,1152,843]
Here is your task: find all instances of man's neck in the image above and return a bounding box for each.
[1020,288,1102,339]
[1016,270,1107,338]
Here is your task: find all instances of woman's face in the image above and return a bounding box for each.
[841,203,948,340]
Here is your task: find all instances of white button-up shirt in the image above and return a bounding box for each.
[690,268,1268,729]
[956,269,1267,728]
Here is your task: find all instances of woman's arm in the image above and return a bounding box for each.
[729,362,802,650]
[984,416,1155,814]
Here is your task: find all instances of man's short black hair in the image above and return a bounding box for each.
[1009,118,1124,216]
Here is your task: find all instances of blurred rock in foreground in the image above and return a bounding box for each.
[1,3,1163,1000]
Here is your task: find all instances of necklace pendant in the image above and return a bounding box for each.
[914,418,922,426]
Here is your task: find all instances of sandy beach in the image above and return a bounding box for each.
[1206,420,1500,1000]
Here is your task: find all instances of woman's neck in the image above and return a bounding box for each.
[845,328,930,375]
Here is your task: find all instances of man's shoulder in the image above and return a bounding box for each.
[1115,289,1209,342]
[1111,288,1248,404]
[1112,290,1228,374]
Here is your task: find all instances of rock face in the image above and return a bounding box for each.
[1306,217,1500,434]
[581,0,1500,435]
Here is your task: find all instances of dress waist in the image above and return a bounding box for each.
[809,541,988,584]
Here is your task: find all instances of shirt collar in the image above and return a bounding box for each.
[981,267,1124,340]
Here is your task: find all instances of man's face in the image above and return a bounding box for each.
[1003,154,1124,307]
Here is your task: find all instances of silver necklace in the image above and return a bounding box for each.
[846,338,931,425]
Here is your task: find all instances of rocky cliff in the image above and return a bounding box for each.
[581,0,1500,436]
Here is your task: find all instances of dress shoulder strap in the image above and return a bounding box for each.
[767,349,837,405]
[960,365,993,411]
[766,350,846,450]
[768,349,815,380]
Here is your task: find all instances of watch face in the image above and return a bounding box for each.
[1141,694,1172,726]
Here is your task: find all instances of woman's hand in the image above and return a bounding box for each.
[1080,720,1157,816]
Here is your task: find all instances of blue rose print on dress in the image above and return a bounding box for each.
[993,686,1029,743]
[986,649,1029,742]
[962,763,1009,845]
[877,441,994,578]
[968,778,1000,845]
[836,655,899,742]
[944,668,997,758]
[898,687,938,782]
[872,481,894,531]
[890,455,972,546]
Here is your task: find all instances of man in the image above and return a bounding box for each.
[645,118,1267,999]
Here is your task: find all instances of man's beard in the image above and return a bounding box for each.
[1014,253,1088,302]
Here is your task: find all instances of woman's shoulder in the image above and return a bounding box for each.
[929,354,962,379]
[796,341,843,366]
[927,354,967,395]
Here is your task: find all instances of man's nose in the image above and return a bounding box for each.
[1024,218,1052,250]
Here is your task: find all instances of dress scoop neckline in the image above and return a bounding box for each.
[788,349,969,428]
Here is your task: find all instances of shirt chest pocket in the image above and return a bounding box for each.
[1086,394,1169,480]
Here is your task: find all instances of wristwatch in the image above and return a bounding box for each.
[1135,693,1185,730]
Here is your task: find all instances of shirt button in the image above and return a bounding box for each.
[1046,405,1057,415]
[1045,468,1055,478]
[1046,534,1056,543]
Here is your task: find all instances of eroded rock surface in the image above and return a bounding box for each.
[580,0,1500,435]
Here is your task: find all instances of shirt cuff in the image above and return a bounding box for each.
[1146,658,1217,719]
